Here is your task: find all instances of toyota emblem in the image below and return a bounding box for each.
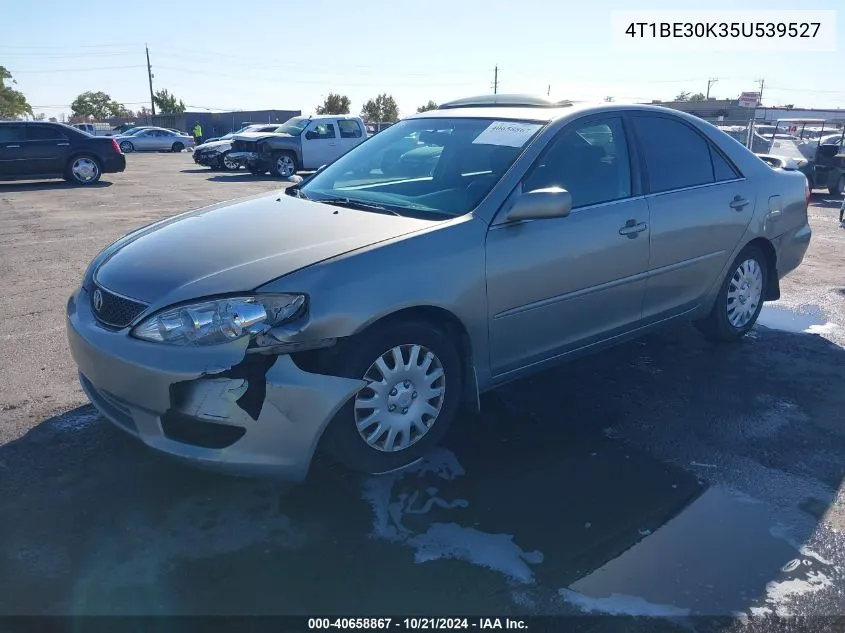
[92,288,103,312]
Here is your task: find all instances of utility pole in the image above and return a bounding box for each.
[706,78,718,99]
[757,77,765,106]
[493,65,498,94]
[146,44,156,116]
[547,85,551,97]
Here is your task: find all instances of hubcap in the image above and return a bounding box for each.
[72,158,98,183]
[354,344,446,453]
[120,142,132,152]
[276,155,295,177]
[224,155,238,169]
[726,258,763,328]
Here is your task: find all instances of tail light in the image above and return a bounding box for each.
[805,177,811,206]
[112,138,122,154]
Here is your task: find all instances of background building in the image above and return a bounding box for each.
[106,109,302,136]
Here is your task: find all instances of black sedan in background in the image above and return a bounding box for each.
[0,121,126,185]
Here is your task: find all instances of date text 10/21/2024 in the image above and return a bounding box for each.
[307,618,528,630]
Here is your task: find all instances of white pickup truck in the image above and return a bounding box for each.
[228,115,368,178]
[71,123,116,136]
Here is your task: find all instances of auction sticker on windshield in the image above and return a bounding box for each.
[472,121,543,147]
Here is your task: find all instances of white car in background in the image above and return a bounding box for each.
[114,127,195,153]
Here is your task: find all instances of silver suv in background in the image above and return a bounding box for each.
[66,95,811,482]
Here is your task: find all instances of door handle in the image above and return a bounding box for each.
[729,195,749,210]
[56,142,70,146]
[619,219,648,238]
[5,144,20,148]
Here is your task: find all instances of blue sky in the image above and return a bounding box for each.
[2,0,842,119]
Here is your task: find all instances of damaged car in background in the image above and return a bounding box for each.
[193,124,281,171]
[66,95,811,481]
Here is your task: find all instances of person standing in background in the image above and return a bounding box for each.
[193,121,203,145]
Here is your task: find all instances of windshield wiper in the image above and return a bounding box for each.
[317,196,403,216]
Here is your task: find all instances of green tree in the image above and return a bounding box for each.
[0,66,33,119]
[416,100,438,113]
[70,91,123,120]
[674,91,691,102]
[361,93,399,122]
[33,112,46,121]
[153,89,186,114]
[688,92,707,102]
[316,93,351,115]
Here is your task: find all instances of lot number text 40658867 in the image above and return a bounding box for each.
[307,618,528,630]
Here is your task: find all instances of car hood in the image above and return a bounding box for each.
[195,139,232,151]
[94,193,436,307]
[233,132,295,142]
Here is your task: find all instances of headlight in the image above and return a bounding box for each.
[131,294,305,346]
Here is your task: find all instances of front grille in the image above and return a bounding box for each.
[232,140,257,152]
[91,284,148,328]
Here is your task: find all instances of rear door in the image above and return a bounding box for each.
[337,119,365,154]
[629,114,755,323]
[23,124,71,174]
[0,124,26,176]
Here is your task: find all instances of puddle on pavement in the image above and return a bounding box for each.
[757,304,837,335]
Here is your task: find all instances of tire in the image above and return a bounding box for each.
[64,155,102,185]
[695,244,768,342]
[171,142,185,153]
[220,152,240,171]
[828,174,844,196]
[119,141,134,153]
[321,320,462,474]
[248,163,267,176]
[272,151,297,178]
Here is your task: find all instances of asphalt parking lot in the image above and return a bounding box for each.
[1,153,845,628]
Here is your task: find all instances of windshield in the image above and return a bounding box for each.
[300,117,545,218]
[274,117,309,136]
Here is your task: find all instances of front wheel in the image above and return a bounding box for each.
[828,174,844,196]
[119,141,134,153]
[272,152,297,178]
[695,244,768,342]
[220,152,240,171]
[321,321,462,474]
[64,155,102,185]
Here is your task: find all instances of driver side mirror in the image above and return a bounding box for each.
[504,187,573,223]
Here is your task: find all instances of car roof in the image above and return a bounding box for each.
[405,101,704,124]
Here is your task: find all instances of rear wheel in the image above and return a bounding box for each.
[64,155,102,185]
[829,174,844,196]
[171,142,184,153]
[695,244,768,342]
[321,320,462,474]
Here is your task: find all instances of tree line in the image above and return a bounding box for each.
[3,65,444,123]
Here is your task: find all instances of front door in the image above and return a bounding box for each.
[486,116,650,377]
[23,124,70,174]
[628,114,755,323]
[132,130,157,151]
[0,124,25,176]
[301,121,339,169]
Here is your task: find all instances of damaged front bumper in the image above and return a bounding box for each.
[193,151,223,166]
[227,151,259,165]
[65,286,365,481]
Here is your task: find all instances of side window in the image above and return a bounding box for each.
[308,123,336,140]
[523,117,632,209]
[338,120,363,139]
[711,146,741,181]
[27,126,68,141]
[0,125,25,142]
[632,116,714,193]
